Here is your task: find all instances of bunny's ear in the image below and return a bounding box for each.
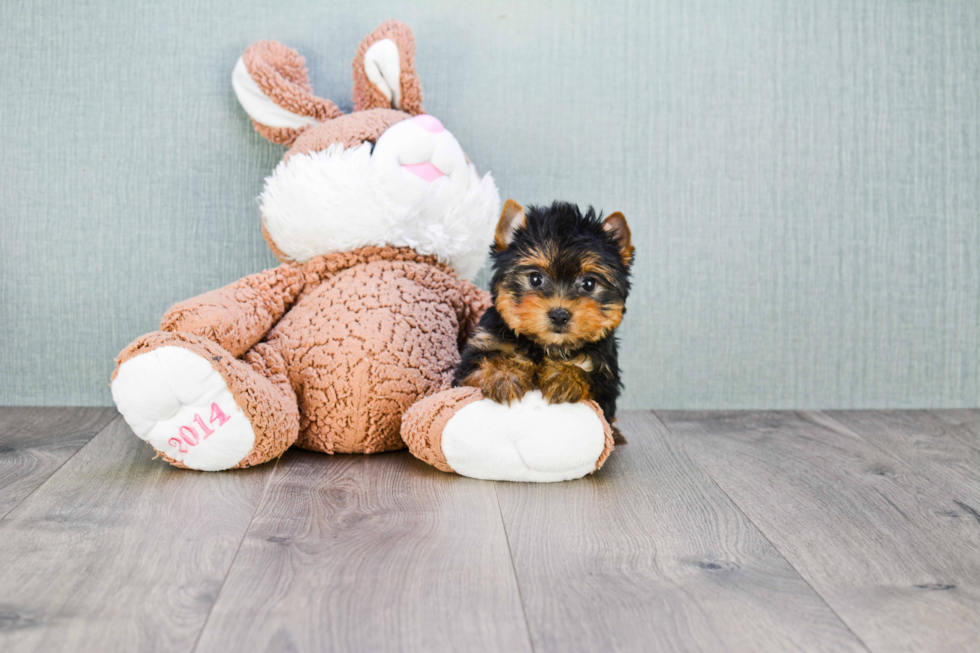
[351,20,424,115]
[233,41,343,146]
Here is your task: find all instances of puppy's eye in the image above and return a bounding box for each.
[582,277,598,292]
[528,272,543,287]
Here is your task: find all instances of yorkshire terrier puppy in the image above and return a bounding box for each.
[453,199,633,430]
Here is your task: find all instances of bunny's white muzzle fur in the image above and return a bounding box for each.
[258,116,500,280]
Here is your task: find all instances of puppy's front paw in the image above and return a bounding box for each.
[479,358,535,405]
[538,360,592,404]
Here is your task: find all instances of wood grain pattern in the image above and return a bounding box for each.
[824,410,980,498]
[932,410,980,433]
[194,449,532,653]
[494,411,867,652]
[0,416,275,652]
[658,410,980,653]
[4,408,980,651]
[0,407,117,519]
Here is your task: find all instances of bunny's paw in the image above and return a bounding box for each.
[111,345,257,471]
[402,388,614,482]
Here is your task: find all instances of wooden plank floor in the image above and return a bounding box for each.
[1,409,977,652]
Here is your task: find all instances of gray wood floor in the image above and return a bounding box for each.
[0,408,978,652]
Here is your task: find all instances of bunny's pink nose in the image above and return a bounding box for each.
[412,114,444,133]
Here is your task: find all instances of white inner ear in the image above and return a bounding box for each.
[231,58,318,130]
[500,213,525,246]
[364,39,401,110]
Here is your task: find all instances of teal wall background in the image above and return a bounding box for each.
[1,0,978,408]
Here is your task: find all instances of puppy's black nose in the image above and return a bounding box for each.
[548,308,571,326]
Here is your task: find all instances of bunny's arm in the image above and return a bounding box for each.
[160,264,306,357]
[453,279,493,348]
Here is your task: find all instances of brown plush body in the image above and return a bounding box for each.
[115,247,489,461]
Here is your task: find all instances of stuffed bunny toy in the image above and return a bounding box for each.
[111,20,614,481]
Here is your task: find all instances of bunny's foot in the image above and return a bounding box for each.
[401,388,614,482]
[111,332,298,471]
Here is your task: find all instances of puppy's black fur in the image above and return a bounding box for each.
[453,200,633,424]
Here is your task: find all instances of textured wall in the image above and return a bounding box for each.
[1,0,977,408]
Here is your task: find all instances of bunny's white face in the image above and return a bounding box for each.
[258,116,499,280]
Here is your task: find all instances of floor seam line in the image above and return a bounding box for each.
[190,455,283,653]
[494,482,537,653]
[649,409,875,653]
[0,411,121,524]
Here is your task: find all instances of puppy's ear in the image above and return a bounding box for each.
[602,212,634,265]
[352,20,424,115]
[495,200,527,250]
[233,41,343,146]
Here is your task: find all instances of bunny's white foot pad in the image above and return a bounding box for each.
[111,346,255,471]
[441,391,608,482]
